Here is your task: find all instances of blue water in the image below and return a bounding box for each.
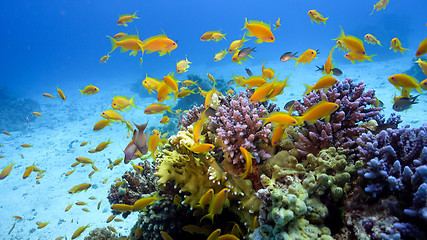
[2,0,426,99]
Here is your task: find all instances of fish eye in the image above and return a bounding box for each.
[271,37,274,40]
[293,121,296,123]
[391,77,394,79]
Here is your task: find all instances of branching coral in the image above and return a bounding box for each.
[350,124,427,239]
[208,90,273,165]
[107,161,158,217]
[293,78,382,158]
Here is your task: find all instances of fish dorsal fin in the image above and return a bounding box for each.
[248,19,271,30]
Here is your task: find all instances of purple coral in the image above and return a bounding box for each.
[208,91,272,164]
[293,78,382,157]
[356,124,427,239]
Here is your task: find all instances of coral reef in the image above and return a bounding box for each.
[251,147,360,239]
[350,124,427,239]
[208,90,273,165]
[108,161,158,217]
[84,227,118,240]
[293,78,382,159]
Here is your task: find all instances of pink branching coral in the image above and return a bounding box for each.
[208,91,273,164]
[293,78,382,158]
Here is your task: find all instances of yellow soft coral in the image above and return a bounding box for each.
[155,129,261,229]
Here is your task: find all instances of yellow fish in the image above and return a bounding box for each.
[249,81,274,103]
[228,35,248,53]
[370,0,389,15]
[95,138,113,152]
[388,74,423,93]
[334,27,366,55]
[21,144,33,147]
[323,46,336,74]
[304,75,338,95]
[132,190,164,211]
[23,163,36,179]
[32,112,42,117]
[142,75,161,94]
[79,85,99,95]
[71,224,90,239]
[101,109,124,122]
[157,81,175,102]
[214,50,228,62]
[144,103,173,114]
[0,162,16,180]
[113,32,127,39]
[93,119,111,131]
[177,56,191,74]
[117,11,139,26]
[160,231,173,240]
[344,52,376,64]
[178,89,197,98]
[107,35,143,56]
[238,76,266,88]
[242,18,275,43]
[271,124,286,146]
[112,95,136,111]
[186,143,215,153]
[57,86,66,100]
[307,10,329,24]
[68,183,92,194]
[295,101,339,125]
[197,188,214,210]
[163,72,180,92]
[364,34,382,46]
[415,37,427,57]
[239,147,253,179]
[390,38,409,54]
[274,17,281,30]
[148,131,160,160]
[260,112,298,127]
[201,188,229,223]
[336,40,349,52]
[42,93,55,98]
[415,58,427,76]
[99,55,109,63]
[160,116,169,124]
[141,33,178,57]
[111,203,133,212]
[181,80,198,86]
[293,49,318,65]
[211,31,226,42]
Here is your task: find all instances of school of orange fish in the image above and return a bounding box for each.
[1,1,427,239]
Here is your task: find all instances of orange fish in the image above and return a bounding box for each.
[57,86,66,100]
[242,18,275,43]
[0,162,16,180]
[415,37,427,57]
[117,11,139,26]
[293,49,318,65]
[141,33,178,57]
[108,35,143,56]
[390,38,409,54]
[295,101,339,125]
[303,75,338,95]
[334,27,365,55]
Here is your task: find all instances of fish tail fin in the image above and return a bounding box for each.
[107,36,118,53]
[303,84,313,95]
[367,54,377,62]
[415,86,423,93]
[242,18,248,30]
[132,10,139,19]
[166,105,174,114]
[130,96,137,108]
[200,213,214,224]
[153,190,165,201]
[79,89,84,95]
[323,17,329,25]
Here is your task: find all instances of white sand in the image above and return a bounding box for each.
[0,56,426,240]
